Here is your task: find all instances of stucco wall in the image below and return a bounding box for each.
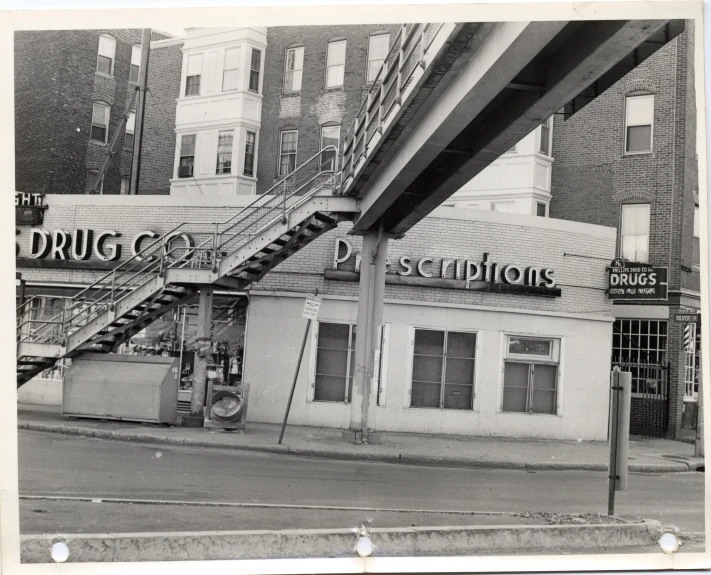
[244,294,613,440]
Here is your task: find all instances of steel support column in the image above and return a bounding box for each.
[349,230,389,441]
[188,285,214,422]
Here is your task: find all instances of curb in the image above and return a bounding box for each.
[18,421,699,474]
[21,521,662,563]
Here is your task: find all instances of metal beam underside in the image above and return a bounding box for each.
[351,19,679,236]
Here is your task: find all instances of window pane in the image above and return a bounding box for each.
[508,338,551,357]
[621,236,637,261]
[124,132,134,149]
[223,69,239,91]
[411,381,441,408]
[626,95,654,126]
[444,357,474,386]
[316,349,349,377]
[447,332,476,358]
[90,125,106,142]
[626,125,651,152]
[281,131,297,153]
[328,41,346,65]
[537,203,546,217]
[129,64,139,83]
[326,64,344,87]
[181,135,196,156]
[503,362,529,412]
[694,207,700,237]
[314,375,347,402]
[97,54,111,74]
[635,237,648,263]
[443,383,472,410]
[414,329,444,356]
[413,355,443,383]
[318,322,349,350]
[126,112,136,133]
[187,54,202,76]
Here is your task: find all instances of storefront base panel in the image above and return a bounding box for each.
[682,400,699,429]
[244,295,614,441]
[17,378,62,406]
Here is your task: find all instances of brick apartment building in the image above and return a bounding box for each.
[14,24,703,439]
[14,29,181,196]
[549,22,700,438]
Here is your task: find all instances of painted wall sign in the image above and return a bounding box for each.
[332,238,557,290]
[608,258,668,300]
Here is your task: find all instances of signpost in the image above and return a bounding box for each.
[278,290,320,444]
[608,367,631,515]
[607,258,668,300]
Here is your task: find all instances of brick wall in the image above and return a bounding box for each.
[257,24,401,193]
[15,29,173,196]
[549,23,698,438]
[17,198,616,319]
[138,41,183,195]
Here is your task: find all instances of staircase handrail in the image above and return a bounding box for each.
[17,146,339,349]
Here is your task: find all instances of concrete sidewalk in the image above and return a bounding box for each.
[18,404,704,473]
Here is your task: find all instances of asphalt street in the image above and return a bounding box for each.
[18,430,705,535]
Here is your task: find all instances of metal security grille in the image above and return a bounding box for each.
[612,319,669,438]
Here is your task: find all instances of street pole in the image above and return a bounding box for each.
[185,285,213,427]
[278,289,318,444]
[608,368,621,516]
[129,28,151,195]
[695,349,704,457]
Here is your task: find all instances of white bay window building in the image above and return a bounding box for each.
[171,28,266,196]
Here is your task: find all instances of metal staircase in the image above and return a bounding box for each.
[16,147,359,387]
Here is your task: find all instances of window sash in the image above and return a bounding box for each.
[326,41,346,88]
[91,104,109,143]
[625,95,654,153]
[314,322,356,403]
[223,47,240,91]
[249,49,261,92]
[179,134,196,177]
[244,131,256,177]
[285,47,304,92]
[621,204,650,262]
[186,75,201,96]
[279,131,298,176]
[216,132,233,174]
[120,177,129,195]
[97,35,115,75]
[612,319,668,395]
[411,329,476,410]
[539,117,551,155]
[367,34,389,82]
[502,361,558,414]
[320,126,340,172]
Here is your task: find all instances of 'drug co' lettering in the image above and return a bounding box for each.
[18,228,195,263]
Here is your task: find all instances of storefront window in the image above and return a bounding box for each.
[410,329,476,410]
[314,322,356,402]
[612,319,667,395]
[502,336,559,414]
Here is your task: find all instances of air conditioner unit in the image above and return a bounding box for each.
[178,165,194,178]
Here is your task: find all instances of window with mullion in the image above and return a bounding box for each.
[279,130,298,176]
[326,40,346,88]
[612,319,667,395]
[284,47,304,93]
[314,322,356,403]
[411,329,475,410]
[625,94,654,153]
[90,103,109,144]
[249,49,261,92]
[502,336,559,414]
[244,131,256,177]
[216,131,234,174]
